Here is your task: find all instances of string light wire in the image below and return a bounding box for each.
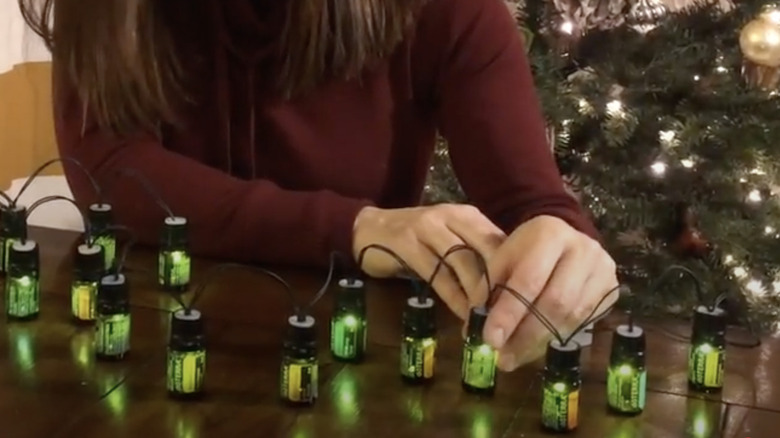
[11,157,102,207]
[25,195,94,245]
[107,169,176,218]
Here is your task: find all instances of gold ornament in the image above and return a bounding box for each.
[740,18,780,67]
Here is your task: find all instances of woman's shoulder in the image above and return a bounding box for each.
[415,0,516,31]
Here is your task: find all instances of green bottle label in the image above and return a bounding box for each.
[96,313,131,357]
[461,343,497,389]
[688,344,724,388]
[607,366,646,413]
[280,358,318,403]
[159,251,191,287]
[71,281,98,321]
[95,235,116,270]
[5,274,39,318]
[542,383,579,431]
[400,337,436,379]
[330,314,366,360]
[167,349,206,394]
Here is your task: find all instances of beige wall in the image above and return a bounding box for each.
[0,61,60,189]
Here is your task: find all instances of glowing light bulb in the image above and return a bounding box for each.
[606,100,623,115]
[745,279,765,297]
[560,21,574,34]
[766,226,776,235]
[651,161,667,176]
[681,159,695,168]
[723,254,735,265]
[694,75,701,81]
[752,167,767,175]
[748,190,762,203]
[732,266,748,279]
[688,306,726,392]
[659,130,676,143]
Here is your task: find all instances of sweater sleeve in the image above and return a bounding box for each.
[423,0,600,241]
[53,86,372,267]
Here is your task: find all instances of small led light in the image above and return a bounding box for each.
[606,100,623,115]
[280,315,318,405]
[71,243,105,322]
[0,205,28,274]
[5,240,40,321]
[651,161,667,176]
[159,217,191,292]
[681,159,695,168]
[400,297,437,384]
[330,278,367,362]
[541,340,581,433]
[659,130,676,143]
[607,325,647,415]
[461,306,498,395]
[688,306,726,392]
[747,189,762,203]
[560,21,574,34]
[167,309,206,399]
[95,274,131,360]
[88,203,116,270]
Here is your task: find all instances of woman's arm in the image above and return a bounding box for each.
[421,0,599,240]
[53,85,372,267]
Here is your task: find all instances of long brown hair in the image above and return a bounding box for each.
[18,0,418,135]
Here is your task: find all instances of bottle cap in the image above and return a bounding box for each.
[467,306,489,338]
[692,305,727,338]
[611,324,646,365]
[88,203,113,232]
[162,217,188,247]
[287,314,316,344]
[98,273,129,304]
[335,278,366,311]
[1,205,27,237]
[403,297,436,338]
[75,243,105,279]
[9,239,39,272]
[546,339,581,370]
[172,309,204,338]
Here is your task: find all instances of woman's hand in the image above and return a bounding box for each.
[476,215,618,371]
[353,204,505,320]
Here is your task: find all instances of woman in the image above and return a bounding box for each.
[20,0,617,370]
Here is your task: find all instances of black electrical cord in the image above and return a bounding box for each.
[646,264,762,349]
[186,252,340,321]
[356,243,417,280]
[108,169,175,218]
[108,225,139,279]
[25,195,94,245]
[423,243,495,305]
[11,157,102,207]
[0,189,12,208]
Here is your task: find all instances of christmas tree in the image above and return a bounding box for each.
[425,0,780,332]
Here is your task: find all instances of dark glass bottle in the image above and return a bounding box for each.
[607,324,647,415]
[5,240,39,320]
[330,278,367,362]
[158,217,191,292]
[461,306,498,395]
[0,206,28,274]
[167,309,206,399]
[95,274,131,360]
[400,296,437,385]
[88,203,115,270]
[71,243,105,323]
[541,340,582,433]
[280,315,318,405]
[688,305,726,392]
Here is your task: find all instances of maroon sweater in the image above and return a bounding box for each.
[54,0,597,267]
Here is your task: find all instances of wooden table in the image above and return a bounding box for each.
[2,227,779,438]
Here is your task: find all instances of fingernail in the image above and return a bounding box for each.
[487,328,506,349]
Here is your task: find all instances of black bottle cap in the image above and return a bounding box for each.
[162,217,188,247]
[75,243,105,279]
[546,339,581,370]
[1,205,27,237]
[610,324,646,365]
[171,309,204,339]
[692,305,727,339]
[97,273,129,305]
[403,297,436,338]
[467,306,489,339]
[287,314,316,344]
[88,203,113,232]
[8,239,39,272]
